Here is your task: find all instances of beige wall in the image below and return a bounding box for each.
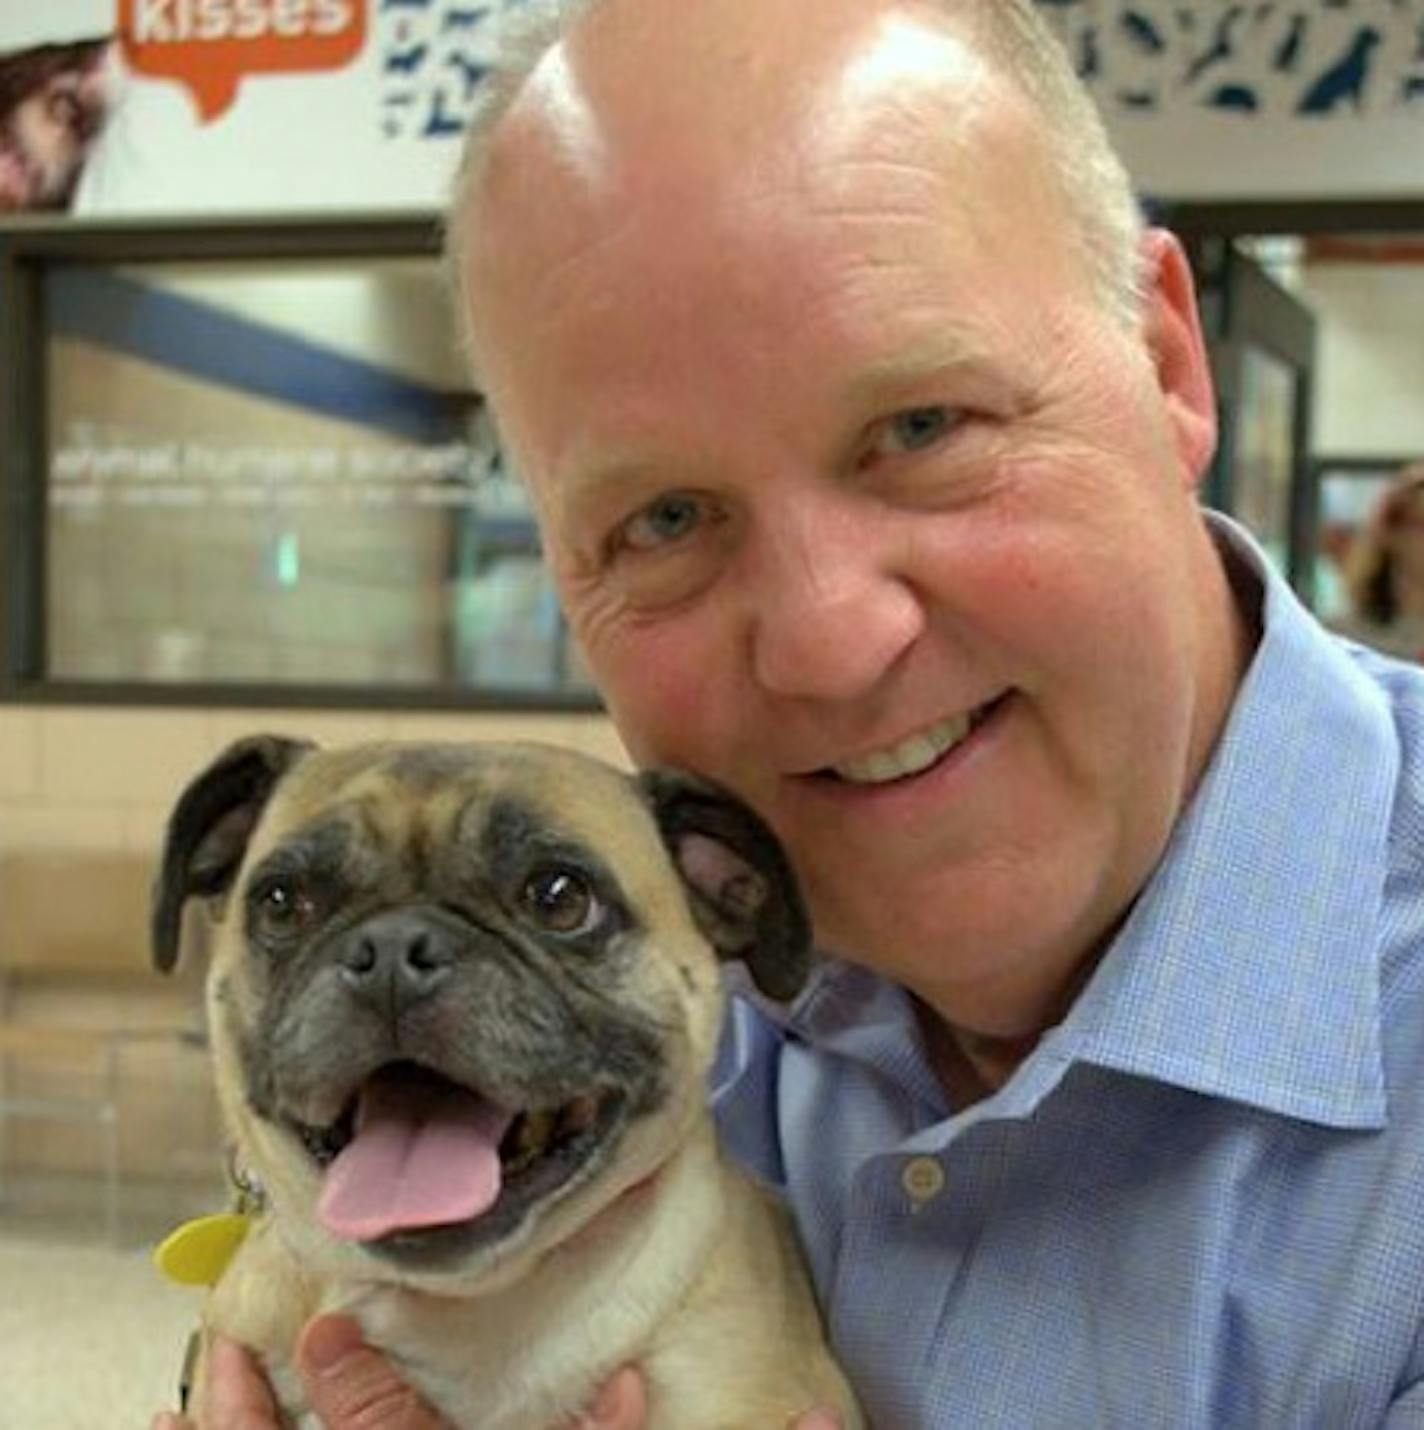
[0,703,627,1185]
[0,703,627,857]
[1299,261,1424,458]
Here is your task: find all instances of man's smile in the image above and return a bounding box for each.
[813,694,1013,787]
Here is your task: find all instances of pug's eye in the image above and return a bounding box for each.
[252,879,317,937]
[519,866,600,936]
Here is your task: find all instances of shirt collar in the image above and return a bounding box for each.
[1050,515,1392,1129]
[780,514,1394,1132]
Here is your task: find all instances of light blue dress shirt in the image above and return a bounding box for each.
[714,517,1424,1428]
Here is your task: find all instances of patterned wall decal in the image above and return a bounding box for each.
[1035,1,1424,119]
[377,0,548,142]
[380,0,498,140]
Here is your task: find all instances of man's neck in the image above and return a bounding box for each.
[911,934,1108,1106]
[916,1001,1044,1106]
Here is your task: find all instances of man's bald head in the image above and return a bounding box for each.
[445,0,1145,360]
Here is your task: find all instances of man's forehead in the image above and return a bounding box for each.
[486,0,1001,205]
[462,0,1071,489]
[555,0,982,83]
[466,0,1036,342]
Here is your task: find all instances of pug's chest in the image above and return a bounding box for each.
[296,1188,727,1426]
[200,1227,601,1427]
[327,1284,629,1430]
[212,1139,786,1427]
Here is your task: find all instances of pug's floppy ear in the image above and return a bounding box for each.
[152,734,315,974]
[637,769,811,1002]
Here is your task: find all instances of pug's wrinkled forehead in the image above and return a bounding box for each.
[240,742,689,927]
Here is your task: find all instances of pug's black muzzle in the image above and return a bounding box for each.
[245,901,669,1266]
[333,907,460,1017]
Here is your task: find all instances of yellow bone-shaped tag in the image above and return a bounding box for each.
[154,1213,251,1288]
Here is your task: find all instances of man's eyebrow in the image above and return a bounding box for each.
[546,335,1004,516]
[550,446,694,524]
[842,334,1000,409]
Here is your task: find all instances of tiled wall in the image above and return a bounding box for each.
[1300,262,1424,457]
[0,704,626,856]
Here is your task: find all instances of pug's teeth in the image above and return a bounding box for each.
[526,1109,558,1152]
[505,1110,557,1173]
[558,1095,599,1139]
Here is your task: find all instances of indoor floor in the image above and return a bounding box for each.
[0,1175,215,1428]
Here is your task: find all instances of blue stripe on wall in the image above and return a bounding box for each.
[47,267,466,445]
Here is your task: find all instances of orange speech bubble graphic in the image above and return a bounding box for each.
[119,0,367,123]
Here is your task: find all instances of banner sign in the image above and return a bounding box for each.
[1,0,1422,217]
[120,0,367,123]
[0,0,521,215]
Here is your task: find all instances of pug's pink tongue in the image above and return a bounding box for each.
[317,1073,514,1242]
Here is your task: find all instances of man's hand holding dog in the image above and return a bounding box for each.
[151,1316,841,1428]
[150,1316,644,1429]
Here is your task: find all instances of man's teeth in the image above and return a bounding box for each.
[833,714,973,785]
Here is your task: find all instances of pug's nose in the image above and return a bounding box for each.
[338,910,456,1011]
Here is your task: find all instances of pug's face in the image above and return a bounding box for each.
[154,740,808,1291]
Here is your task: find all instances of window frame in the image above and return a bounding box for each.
[0,214,601,712]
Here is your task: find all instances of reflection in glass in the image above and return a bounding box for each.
[1328,462,1424,663]
[1314,469,1395,627]
[44,257,586,697]
[1232,343,1297,577]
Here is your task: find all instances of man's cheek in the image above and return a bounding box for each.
[613,658,728,769]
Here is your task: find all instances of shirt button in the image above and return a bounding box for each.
[901,1156,945,1206]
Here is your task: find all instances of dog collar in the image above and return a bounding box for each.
[152,1156,266,1288]
[230,1157,268,1214]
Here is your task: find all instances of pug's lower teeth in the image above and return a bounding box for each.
[501,1094,607,1176]
[558,1095,599,1138]
[504,1109,557,1174]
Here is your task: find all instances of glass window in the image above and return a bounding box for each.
[42,254,593,701]
[1231,342,1299,579]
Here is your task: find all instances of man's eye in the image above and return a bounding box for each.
[865,405,959,462]
[620,494,705,553]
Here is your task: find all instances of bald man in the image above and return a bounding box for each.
[163,0,1424,1425]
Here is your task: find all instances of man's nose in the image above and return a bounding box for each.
[336,909,457,1013]
[748,500,924,701]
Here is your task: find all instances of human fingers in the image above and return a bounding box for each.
[567,1366,647,1428]
[151,1415,191,1430]
[564,1373,838,1430]
[191,1334,284,1428]
[296,1314,451,1429]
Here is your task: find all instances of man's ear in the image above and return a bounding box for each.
[1140,227,1218,488]
[151,735,314,974]
[637,769,812,1002]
